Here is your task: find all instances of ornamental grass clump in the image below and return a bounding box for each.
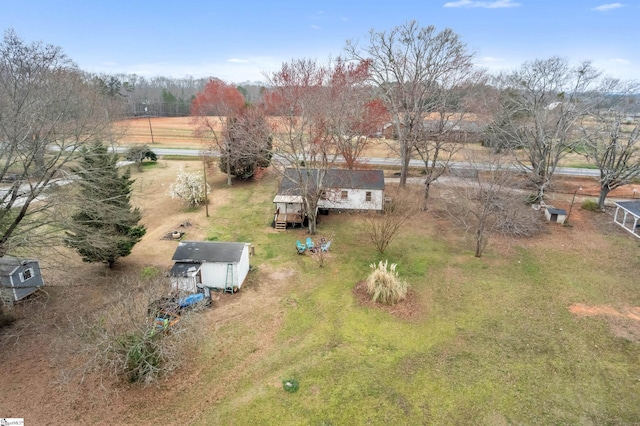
[366,260,407,305]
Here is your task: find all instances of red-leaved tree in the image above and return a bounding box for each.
[191,79,244,185]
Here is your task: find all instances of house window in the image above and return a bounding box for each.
[19,268,34,282]
[341,190,348,200]
[366,191,372,202]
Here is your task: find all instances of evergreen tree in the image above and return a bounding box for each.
[65,142,146,268]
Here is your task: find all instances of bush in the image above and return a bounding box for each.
[366,260,408,305]
[581,199,601,212]
[282,378,299,393]
[140,266,160,280]
[116,330,163,384]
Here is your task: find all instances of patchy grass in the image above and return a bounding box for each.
[134,171,640,425]
[5,159,639,425]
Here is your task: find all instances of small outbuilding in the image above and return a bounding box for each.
[545,207,567,224]
[0,256,45,303]
[613,201,640,238]
[170,241,251,294]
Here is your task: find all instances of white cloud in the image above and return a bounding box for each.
[227,58,249,64]
[480,56,503,62]
[444,0,520,8]
[591,3,624,12]
[609,58,630,64]
[310,24,322,30]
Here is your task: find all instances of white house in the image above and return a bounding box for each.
[170,241,251,294]
[273,168,385,229]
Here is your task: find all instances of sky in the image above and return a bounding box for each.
[1,0,638,84]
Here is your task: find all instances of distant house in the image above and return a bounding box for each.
[613,201,640,238]
[273,168,385,229]
[0,256,45,303]
[382,114,485,142]
[170,241,251,294]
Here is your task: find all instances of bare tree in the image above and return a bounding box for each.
[0,29,118,257]
[442,154,542,257]
[487,57,604,203]
[583,113,640,209]
[323,59,389,169]
[362,188,419,254]
[264,58,338,235]
[345,20,476,187]
[413,74,488,210]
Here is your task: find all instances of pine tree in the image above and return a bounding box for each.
[65,142,146,268]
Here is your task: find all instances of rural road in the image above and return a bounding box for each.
[125,147,601,178]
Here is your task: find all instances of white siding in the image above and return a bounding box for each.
[275,202,303,215]
[319,188,384,211]
[199,245,251,290]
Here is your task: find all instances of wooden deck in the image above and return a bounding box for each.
[274,213,304,230]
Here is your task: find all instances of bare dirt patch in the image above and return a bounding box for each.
[569,303,640,342]
[352,281,426,322]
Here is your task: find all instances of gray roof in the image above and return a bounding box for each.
[171,241,247,263]
[615,201,640,217]
[0,256,36,276]
[170,261,201,278]
[277,168,385,195]
[547,208,567,215]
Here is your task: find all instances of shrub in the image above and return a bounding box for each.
[140,266,160,280]
[366,260,408,305]
[168,168,210,207]
[581,199,601,212]
[282,378,299,393]
[116,330,163,384]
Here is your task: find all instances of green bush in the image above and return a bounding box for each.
[116,331,163,384]
[581,199,601,212]
[140,266,160,280]
[366,260,408,305]
[282,378,299,393]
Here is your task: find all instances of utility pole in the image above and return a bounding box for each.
[203,154,209,217]
[144,100,155,144]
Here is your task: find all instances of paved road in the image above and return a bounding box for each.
[131,147,601,178]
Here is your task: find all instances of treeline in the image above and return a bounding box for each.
[92,73,267,118]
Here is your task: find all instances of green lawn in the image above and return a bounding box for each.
[149,173,640,425]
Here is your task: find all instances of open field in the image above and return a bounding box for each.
[114,117,600,168]
[1,156,639,424]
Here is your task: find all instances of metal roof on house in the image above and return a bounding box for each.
[277,168,385,195]
[615,201,640,217]
[171,241,247,263]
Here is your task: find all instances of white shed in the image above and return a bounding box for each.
[170,241,251,294]
[545,207,567,224]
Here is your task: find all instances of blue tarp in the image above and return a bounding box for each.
[179,293,204,308]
